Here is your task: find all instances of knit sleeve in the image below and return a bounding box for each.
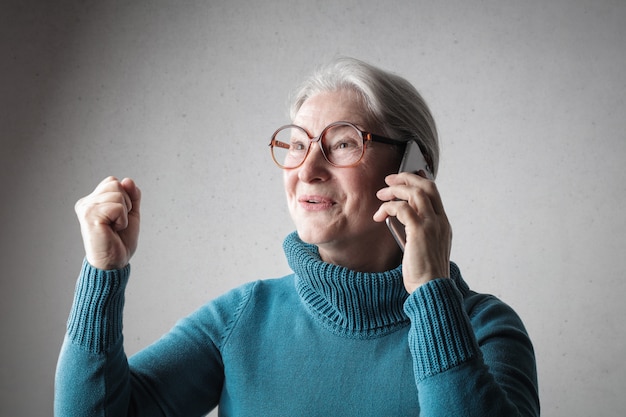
[55,260,132,417]
[404,278,540,417]
[66,259,130,352]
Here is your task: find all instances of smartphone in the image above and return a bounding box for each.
[385,140,433,251]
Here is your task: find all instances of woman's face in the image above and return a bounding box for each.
[284,89,402,271]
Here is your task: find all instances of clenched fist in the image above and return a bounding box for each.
[75,176,141,270]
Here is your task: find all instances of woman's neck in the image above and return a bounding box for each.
[316,232,403,273]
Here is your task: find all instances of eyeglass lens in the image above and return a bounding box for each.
[271,124,365,168]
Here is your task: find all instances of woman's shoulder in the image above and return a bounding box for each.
[462,289,531,343]
[173,274,297,349]
[219,273,297,305]
[189,274,298,324]
[450,262,528,331]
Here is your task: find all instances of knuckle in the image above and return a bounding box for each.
[421,179,437,191]
[74,198,85,213]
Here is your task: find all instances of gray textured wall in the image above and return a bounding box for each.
[2,0,625,416]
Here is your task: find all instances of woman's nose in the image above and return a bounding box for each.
[297,142,330,182]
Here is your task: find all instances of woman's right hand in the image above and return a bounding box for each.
[75,176,141,270]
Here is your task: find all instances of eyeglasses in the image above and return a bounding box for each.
[269,121,407,169]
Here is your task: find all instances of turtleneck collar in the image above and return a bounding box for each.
[284,231,411,339]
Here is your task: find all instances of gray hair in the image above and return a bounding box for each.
[289,57,440,177]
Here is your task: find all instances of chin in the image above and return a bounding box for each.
[290,213,337,244]
[294,227,332,246]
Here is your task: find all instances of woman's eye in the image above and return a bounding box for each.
[334,140,358,150]
[291,141,307,151]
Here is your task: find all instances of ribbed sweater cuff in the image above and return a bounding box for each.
[404,278,480,382]
[66,259,130,354]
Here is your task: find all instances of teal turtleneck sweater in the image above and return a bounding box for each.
[55,232,539,416]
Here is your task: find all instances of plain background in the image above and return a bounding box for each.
[1,0,625,416]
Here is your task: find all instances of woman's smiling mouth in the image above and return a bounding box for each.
[298,195,336,210]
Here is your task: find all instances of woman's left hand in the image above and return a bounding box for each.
[374,172,452,293]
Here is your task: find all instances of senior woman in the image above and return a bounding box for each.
[55,58,540,416]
